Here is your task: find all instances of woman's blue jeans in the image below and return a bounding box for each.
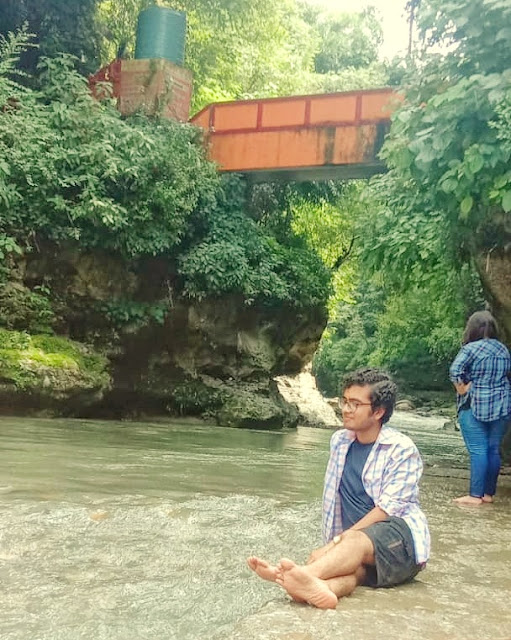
[458,408,509,497]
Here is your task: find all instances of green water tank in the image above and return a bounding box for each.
[134,6,186,66]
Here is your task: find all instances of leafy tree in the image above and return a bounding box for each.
[96,0,154,62]
[313,283,384,396]
[0,0,100,75]
[178,206,331,308]
[299,63,389,94]
[0,35,331,321]
[370,284,468,391]
[96,0,317,111]
[311,7,383,73]
[363,0,511,335]
[0,48,219,258]
[313,260,483,397]
[290,182,367,315]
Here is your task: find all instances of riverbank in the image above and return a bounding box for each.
[0,416,510,640]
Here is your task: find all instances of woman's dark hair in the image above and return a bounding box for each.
[341,367,397,424]
[462,311,499,345]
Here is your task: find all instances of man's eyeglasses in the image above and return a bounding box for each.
[338,398,372,412]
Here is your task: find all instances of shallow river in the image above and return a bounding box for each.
[0,413,510,640]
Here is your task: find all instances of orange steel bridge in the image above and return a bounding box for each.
[190,88,398,182]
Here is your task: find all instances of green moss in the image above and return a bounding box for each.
[0,328,110,394]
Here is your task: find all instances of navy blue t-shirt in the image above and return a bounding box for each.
[339,439,375,530]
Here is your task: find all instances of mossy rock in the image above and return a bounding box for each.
[216,388,299,430]
[0,329,111,412]
[168,379,226,415]
[0,281,56,334]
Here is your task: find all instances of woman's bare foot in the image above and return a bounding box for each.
[482,494,494,503]
[453,495,483,506]
[247,556,278,582]
[275,558,338,609]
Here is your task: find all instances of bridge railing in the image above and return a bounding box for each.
[190,88,399,181]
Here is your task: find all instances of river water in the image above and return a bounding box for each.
[0,413,510,640]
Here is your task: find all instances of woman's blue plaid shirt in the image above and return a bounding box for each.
[449,338,511,422]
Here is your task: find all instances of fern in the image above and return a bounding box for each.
[0,26,36,105]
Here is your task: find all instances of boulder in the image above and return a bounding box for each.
[0,329,110,415]
[395,399,416,412]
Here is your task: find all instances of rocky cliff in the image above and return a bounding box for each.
[0,245,327,429]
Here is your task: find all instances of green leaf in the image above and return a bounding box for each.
[440,178,458,193]
[494,175,509,189]
[467,152,484,174]
[502,191,511,213]
[460,196,474,219]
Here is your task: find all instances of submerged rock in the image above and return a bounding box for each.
[396,399,416,412]
[441,418,459,431]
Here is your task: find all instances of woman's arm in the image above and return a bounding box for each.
[453,381,471,395]
[449,345,474,390]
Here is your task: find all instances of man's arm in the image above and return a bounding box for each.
[308,506,388,563]
[376,445,423,517]
[349,505,388,530]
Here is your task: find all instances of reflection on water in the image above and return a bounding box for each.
[0,415,510,640]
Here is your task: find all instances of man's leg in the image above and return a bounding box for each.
[326,565,367,598]
[275,530,374,609]
[247,556,278,582]
[247,556,307,602]
[304,529,374,579]
[276,561,366,609]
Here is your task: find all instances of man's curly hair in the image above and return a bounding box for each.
[341,368,397,424]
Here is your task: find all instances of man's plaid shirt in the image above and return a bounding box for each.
[449,338,511,422]
[322,426,430,565]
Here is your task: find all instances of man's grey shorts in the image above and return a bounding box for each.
[361,516,424,588]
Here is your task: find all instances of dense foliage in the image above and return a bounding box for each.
[310,183,483,397]
[311,7,383,73]
[0,37,218,258]
[0,32,331,329]
[0,0,100,75]
[179,205,331,308]
[94,0,388,111]
[313,0,510,398]
[365,0,511,280]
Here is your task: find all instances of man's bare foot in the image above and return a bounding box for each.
[482,494,494,503]
[453,495,483,505]
[247,556,278,582]
[275,558,338,609]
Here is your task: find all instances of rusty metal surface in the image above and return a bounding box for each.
[190,89,399,179]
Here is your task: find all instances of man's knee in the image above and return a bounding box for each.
[340,529,374,550]
[340,529,375,562]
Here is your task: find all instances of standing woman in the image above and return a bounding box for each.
[449,311,511,505]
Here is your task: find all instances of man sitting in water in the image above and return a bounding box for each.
[247,367,430,609]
